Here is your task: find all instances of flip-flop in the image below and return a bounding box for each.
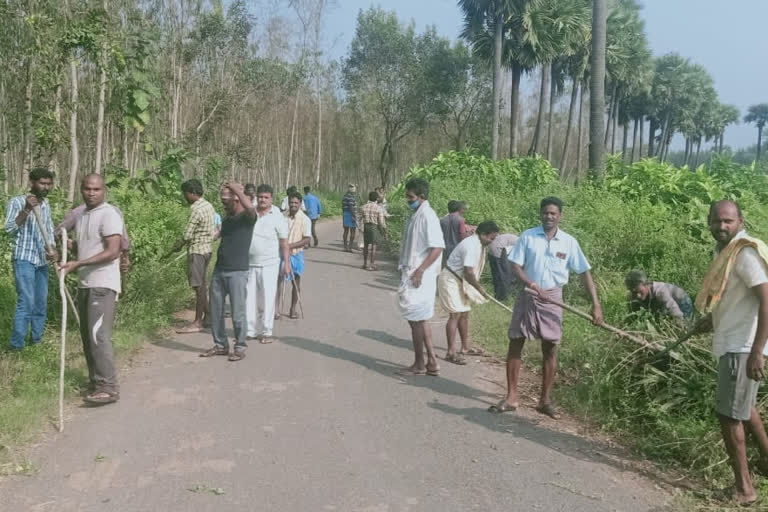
[426,367,440,377]
[488,401,518,413]
[445,353,467,366]
[396,367,427,376]
[175,325,203,334]
[461,347,485,356]
[536,403,561,420]
[260,337,275,344]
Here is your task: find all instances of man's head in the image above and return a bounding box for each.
[288,191,303,215]
[304,186,311,194]
[244,183,257,200]
[348,184,357,194]
[539,196,564,231]
[404,178,429,208]
[708,200,744,248]
[369,191,379,202]
[256,184,274,211]
[625,270,651,301]
[81,174,107,209]
[181,178,203,205]
[220,184,240,216]
[29,167,55,198]
[376,188,385,202]
[476,221,500,246]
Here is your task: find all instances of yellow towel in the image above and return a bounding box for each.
[285,210,309,255]
[695,235,768,313]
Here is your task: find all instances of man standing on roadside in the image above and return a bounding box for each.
[57,204,131,274]
[200,182,257,362]
[60,174,122,405]
[488,232,519,301]
[171,179,216,334]
[440,200,469,263]
[4,167,57,351]
[360,191,387,271]
[303,186,322,247]
[397,178,444,377]
[277,191,311,320]
[490,196,603,419]
[246,184,290,344]
[342,184,357,252]
[694,200,768,506]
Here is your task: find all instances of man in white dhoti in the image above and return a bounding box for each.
[397,178,445,376]
[438,221,499,365]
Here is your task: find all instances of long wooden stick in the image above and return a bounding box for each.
[31,205,80,325]
[58,228,68,433]
[523,287,660,351]
[290,271,305,319]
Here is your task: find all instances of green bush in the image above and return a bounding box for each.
[391,150,768,486]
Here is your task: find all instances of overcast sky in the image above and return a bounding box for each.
[322,0,766,149]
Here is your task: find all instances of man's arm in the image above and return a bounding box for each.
[173,210,197,252]
[289,236,310,250]
[463,266,487,297]
[279,238,291,275]
[410,247,442,288]
[579,270,604,325]
[225,182,256,219]
[5,197,27,233]
[60,234,121,273]
[511,263,539,294]
[747,283,768,381]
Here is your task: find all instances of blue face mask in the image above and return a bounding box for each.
[408,200,421,210]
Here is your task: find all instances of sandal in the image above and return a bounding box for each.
[84,391,119,405]
[535,403,561,420]
[288,312,300,320]
[396,367,426,376]
[259,337,275,344]
[461,347,485,356]
[445,353,467,365]
[199,346,228,357]
[426,366,440,377]
[175,325,203,334]
[488,400,518,413]
[228,349,246,362]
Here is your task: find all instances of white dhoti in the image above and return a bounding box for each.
[398,269,438,321]
[437,270,471,313]
[246,263,280,337]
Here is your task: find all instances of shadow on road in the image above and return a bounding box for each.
[280,336,495,403]
[357,329,411,349]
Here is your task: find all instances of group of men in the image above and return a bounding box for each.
[340,184,389,271]
[172,181,317,361]
[5,169,127,405]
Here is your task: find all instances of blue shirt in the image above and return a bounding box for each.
[4,195,54,267]
[304,193,322,220]
[508,225,591,289]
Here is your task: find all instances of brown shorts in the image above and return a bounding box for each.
[187,253,211,288]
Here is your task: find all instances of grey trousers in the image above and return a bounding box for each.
[77,288,119,394]
[209,269,248,350]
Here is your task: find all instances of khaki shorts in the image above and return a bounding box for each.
[716,352,760,421]
[187,253,211,288]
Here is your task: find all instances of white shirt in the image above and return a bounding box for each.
[712,234,768,358]
[447,235,482,273]
[249,208,288,267]
[398,201,445,275]
[76,203,124,294]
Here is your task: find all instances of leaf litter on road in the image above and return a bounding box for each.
[187,483,225,496]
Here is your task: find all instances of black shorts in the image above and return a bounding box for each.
[364,223,380,245]
[187,253,211,288]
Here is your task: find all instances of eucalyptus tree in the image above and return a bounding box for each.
[744,103,768,163]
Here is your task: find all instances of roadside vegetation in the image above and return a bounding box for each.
[389,150,768,494]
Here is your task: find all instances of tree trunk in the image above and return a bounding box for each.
[693,137,702,168]
[683,137,690,166]
[639,116,645,159]
[314,79,322,187]
[23,61,33,177]
[659,112,672,162]
[508,62,521,157]
[757,125,763,163]
[67,58,80,203]
[559,80,579,175]
[49,81,62,174]
[610,95,619,153]
[621,121,628,161]
[589,0,607,179]
[1,81,8,195]
[604,83,616,146]
[490,14,503,160]
[576,82,585,176]
[529,63,550,156]
[719,133,724,153]
[95,63,107,175]
[546,70,557,162]
[286,87,300,186]
[648,119,656,157]
[629,117,638,164]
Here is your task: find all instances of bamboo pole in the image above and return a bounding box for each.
[58,228,68,432]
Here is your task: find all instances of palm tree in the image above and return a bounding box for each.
[716,104,739,153]
[744,103,768,163]
[589,0,607,179]
[459,0,515,159]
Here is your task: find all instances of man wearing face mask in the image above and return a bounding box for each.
[397,178,445,377]
[4,167,57,351]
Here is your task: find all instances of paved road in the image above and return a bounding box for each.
[1,221,670,511]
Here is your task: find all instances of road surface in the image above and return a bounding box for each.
[0,220,670,511]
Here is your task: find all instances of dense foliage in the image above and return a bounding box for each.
[390,150,768,485]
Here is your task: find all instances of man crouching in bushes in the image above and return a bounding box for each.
[695,200,768,505]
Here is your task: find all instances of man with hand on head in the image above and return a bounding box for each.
[200,182,257,362]
[4,167,57,351]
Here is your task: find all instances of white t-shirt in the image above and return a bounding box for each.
[75,202,124,294]
[712,245,768,357]
[446,235,482,273]
[249,209,288,267]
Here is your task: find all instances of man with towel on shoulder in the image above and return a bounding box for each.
[490,196,603,419]
[397,178,445,377]
[438,221,499,365]
[277,191,311,320]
